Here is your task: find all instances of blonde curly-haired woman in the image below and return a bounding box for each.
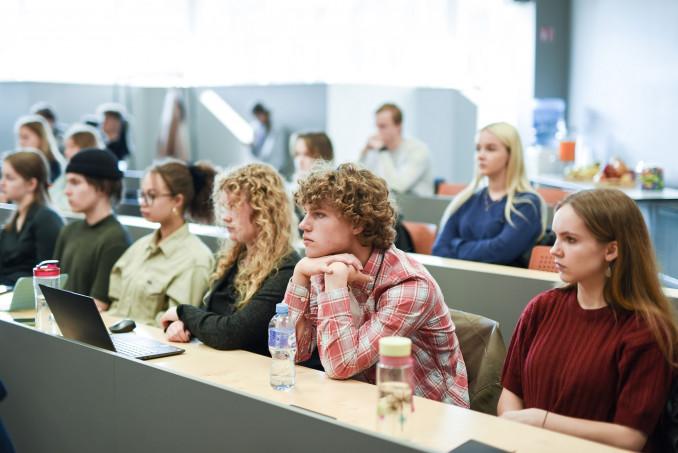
[160,163,300,356]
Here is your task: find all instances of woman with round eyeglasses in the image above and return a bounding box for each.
[107,159,217,326]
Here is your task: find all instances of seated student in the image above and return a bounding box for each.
[249,103,291,178]
[53,149,131,311]
[62,124,104,161]
[107,160,216,326]
[498,189,677,452]
[14,115,65,183]
[30,102,65,152]
[160,163,300,355]
[283,163,469,406]
[288,132,335,225]
[432,122,544,266]
[291,132,334,184]
[50,123,104,212]
[290,132,413,252]
[359,103,433,196]
[97,103,132,163]
[0,150,64,286]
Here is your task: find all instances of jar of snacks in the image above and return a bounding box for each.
[639,165,665,191]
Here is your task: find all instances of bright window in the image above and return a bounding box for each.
[0,0,533,122]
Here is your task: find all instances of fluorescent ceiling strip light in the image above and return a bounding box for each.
[199,90,254,145]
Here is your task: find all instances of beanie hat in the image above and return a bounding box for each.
[65,148,123,180]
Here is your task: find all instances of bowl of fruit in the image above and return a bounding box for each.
[594,157,636,187]
[564,163,600,182]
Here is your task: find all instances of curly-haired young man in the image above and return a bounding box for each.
[284,163,469,406]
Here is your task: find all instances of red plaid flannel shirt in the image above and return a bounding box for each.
[284,246,469,406]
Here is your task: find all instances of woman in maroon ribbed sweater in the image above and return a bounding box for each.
[498,189,677,452]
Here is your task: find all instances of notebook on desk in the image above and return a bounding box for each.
[40,285,184,361]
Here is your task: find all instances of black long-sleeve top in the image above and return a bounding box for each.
[178,251,300,356]
[0,203,64,286]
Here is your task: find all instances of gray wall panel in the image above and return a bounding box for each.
[0,320,432,453]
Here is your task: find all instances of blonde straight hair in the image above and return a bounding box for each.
[441,122,546,235]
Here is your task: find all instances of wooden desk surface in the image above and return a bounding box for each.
[71,313,624,453]
[412,254,562,282]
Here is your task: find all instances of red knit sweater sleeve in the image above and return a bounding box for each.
[501,291,546,398]
[614,324,673,435]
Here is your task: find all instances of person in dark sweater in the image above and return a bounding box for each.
[97,103,132,162]
[53,149,131,311]
[498,189,678,452]
[160,163,300,356]
[0,150,64,285]
[432,122,544,266]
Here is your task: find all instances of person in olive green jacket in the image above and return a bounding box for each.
[53,148,131,311]
[108,159,217,326]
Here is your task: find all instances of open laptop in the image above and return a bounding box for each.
[40,285,184,360]
[0,275,69,312]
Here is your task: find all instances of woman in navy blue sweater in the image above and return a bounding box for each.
[432,122,544,266]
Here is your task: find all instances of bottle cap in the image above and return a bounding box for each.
[33,260,60,277]
[379,336,411,357]
[275,302,289,315]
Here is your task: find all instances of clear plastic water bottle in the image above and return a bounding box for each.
[376,336,414,438]
[33,260,61,334]
[268,303,296,391]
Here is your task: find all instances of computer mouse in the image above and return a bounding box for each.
[109,319,136,334]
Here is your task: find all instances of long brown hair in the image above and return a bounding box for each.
[149,159,217,224]
[559,189,678,365]
[212,163,294,309]
[16,117,59,163]
[2,150,52,231]
[293,132,334,161]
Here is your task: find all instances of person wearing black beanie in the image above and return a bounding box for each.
[53,148,131,311]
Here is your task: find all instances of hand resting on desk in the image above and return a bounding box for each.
[160,307,191,343]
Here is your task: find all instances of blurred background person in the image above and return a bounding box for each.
[14,115,65,183]
[290,131,334,189]
[359,103,433,196]
[50,123,105,211]
[157,89,191,162]
[97,102,133,165]
[249,102,291,178]
[30,102,65,152]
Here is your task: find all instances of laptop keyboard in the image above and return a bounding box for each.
[111,335,178,358]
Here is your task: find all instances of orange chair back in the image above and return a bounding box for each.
[528,245,557,273]
[437,183,467,196]
[402,221,437,255]
[536,188,570,207]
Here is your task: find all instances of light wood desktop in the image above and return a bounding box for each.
[0,309,627,453]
